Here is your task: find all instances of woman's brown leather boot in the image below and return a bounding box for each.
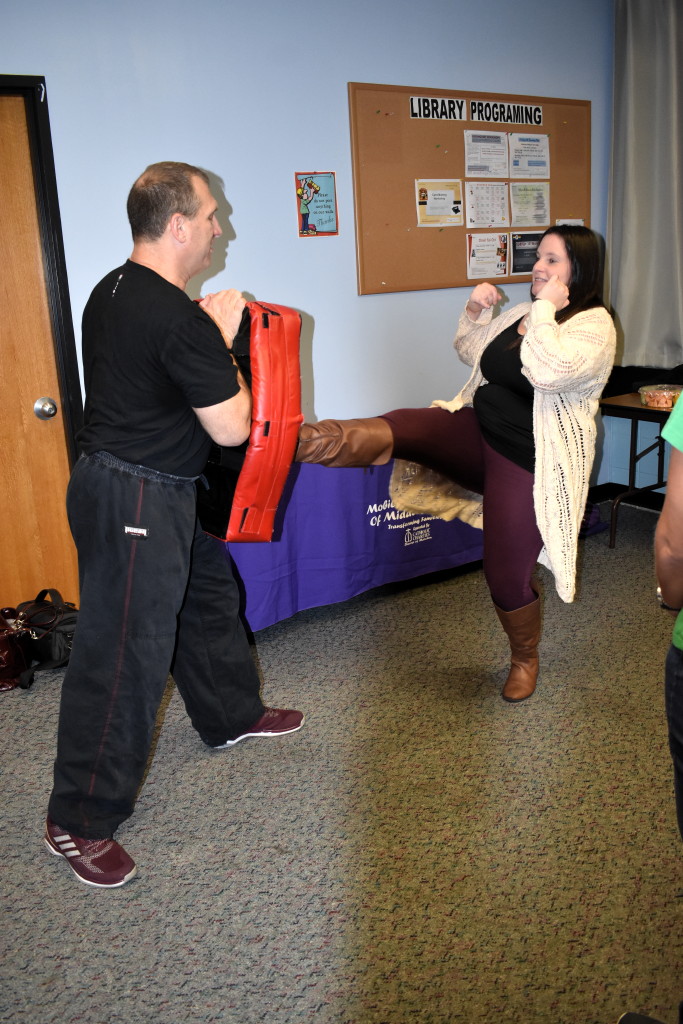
[493,595,541,702]
[295,418,394,468]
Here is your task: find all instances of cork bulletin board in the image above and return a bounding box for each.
[348,82,591,295]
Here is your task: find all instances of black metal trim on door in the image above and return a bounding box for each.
[1,74,83,466]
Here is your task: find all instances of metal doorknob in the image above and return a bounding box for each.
[34,397,58,420]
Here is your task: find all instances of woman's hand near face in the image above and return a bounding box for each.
[535,274,570,312]
[466,283,503,318]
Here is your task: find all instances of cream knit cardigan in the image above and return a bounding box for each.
[389,298,617,602]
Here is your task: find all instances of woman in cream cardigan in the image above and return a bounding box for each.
[296,225,616,702]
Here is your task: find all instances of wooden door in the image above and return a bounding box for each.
[0,82,82,607]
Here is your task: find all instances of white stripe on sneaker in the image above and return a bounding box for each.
[54,836,80,857]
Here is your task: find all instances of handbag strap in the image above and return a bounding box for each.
[33,589,65,607]
[16,589,70,631]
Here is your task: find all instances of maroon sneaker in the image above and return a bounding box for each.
[44,818,137,888]
[213,707,305,748]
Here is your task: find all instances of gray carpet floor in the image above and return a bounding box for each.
[1,502,681,1024]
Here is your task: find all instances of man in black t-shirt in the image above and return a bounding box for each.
[44,162,304,888]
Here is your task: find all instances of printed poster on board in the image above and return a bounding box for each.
[466,232,509,278]
[415,179,464,226]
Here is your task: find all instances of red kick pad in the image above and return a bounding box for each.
[197,300,303,543]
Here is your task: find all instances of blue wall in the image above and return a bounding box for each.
[2,0,615,430]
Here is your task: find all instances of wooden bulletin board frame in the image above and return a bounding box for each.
[348,82,591,295]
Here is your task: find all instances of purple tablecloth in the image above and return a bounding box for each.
[227,461,483,632]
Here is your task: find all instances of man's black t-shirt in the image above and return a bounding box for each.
[78,261,240,476]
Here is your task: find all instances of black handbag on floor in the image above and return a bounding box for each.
[0,616,32,691]
[15,589,78,686]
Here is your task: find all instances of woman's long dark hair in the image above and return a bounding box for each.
[534,224,606,325]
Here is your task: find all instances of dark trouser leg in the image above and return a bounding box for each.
[171,521,265,747]
[480,441,542,611]
[480,442,542,700]
[665,644,683,843]
[48,456,197,839]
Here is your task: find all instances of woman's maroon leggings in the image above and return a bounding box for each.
[381,406,543,611]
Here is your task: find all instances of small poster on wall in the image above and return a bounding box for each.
[295,172,338,236]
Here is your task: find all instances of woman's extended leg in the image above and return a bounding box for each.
[381,406,486,492]
[295,406,487,493]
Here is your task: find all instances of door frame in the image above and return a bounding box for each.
[1,74,82,464]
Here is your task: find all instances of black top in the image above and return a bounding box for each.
[473,321,535,473]
[78,261,240,476]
